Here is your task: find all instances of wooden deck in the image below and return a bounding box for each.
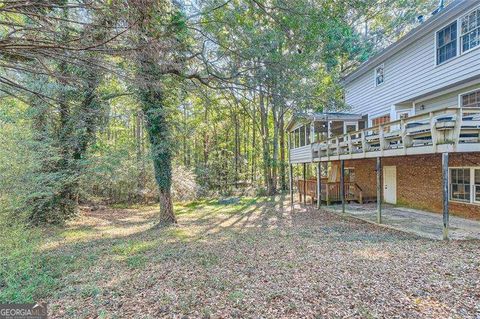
[299,107,480,163]
[297,179,367,205]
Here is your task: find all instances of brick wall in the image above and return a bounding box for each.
[334,152,480,220]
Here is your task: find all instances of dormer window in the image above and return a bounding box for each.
[436,21,457,65]
[460,7,480,53]
[375,64,384,87]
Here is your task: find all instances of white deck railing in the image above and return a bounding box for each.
[312,107,480,161]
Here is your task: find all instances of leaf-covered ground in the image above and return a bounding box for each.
[37,196,479,318]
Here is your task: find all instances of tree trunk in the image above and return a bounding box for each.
[259,87,272,193]
[271,95,279,195]
[279,110,287,191]
[137,56,177,226]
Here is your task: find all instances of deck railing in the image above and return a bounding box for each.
[297,179,364,204]
[312,107,480,161]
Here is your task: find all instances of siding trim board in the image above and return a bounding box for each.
[413,80,480,105]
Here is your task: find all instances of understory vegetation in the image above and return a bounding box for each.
[0,0,450,312]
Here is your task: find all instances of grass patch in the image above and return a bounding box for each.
[228,290,245,303]
[197,251,219,267]
[0,221,64,303]
[165,228,191,241]
[111,240,156,256]
[80,284,101,298]
[61,227,95,241]
[125,255,147,269]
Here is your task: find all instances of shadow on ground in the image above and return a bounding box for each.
[37,196,480,319]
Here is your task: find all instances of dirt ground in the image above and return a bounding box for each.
[41,196,480,318]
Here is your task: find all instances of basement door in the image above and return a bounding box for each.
[383,166,397,204]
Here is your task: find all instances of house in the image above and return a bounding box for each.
[287,0,480,236]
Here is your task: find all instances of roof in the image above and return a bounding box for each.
[286,112,363,131]
[343,0,476,86]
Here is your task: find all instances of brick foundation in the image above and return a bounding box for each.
[337,152,480,220]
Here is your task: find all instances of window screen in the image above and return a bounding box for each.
[461,7,480,53]
[437,22,457,64]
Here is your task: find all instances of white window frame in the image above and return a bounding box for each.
[435,20,459,66]
[460,6,480,54]
[449,167,480,205]
[458,88,480,108]
[343,121,359,134]
[475,168,480,204]
[434,5,480,67]
[374,64,384,87]
[396,109,412,120]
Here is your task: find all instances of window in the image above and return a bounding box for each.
[461,89,480,108]
[450,168,471,202]
[306,123,311,145]
[437,21,457,65]
[300,126,306,147]
[398,112,410,120]
[345,123,357,134]
[375,64,384,86]
[460,7,480,53]
[295,128,300,148]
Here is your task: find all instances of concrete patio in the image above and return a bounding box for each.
[322,203,480,240]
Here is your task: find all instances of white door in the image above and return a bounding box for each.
[383,166,397,204]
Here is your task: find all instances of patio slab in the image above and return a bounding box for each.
[322,203,480,240]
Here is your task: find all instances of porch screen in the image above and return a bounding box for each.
[300,126,306,147]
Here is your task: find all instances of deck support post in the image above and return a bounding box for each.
[317,162,321,209]
[326,162,330,206]
[340,160,345,214]
[376,157,382,224]
[289,163,294,207]
[442,153,449,240]
[303,163,306,205]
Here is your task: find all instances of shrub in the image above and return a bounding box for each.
[171,165,199,202]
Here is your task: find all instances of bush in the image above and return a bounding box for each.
[171,165,199,202]
[0,220,54,303]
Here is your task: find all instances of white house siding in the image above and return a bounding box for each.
[415,83,480,113]
[345,7,480,122]
[289,145,312,164]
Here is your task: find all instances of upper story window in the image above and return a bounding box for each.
[437,21,457,65]
[461,89,480,108]
[460,7,480,53]
[375,64,384,86]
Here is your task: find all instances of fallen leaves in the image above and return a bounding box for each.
[41,197,480,318]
